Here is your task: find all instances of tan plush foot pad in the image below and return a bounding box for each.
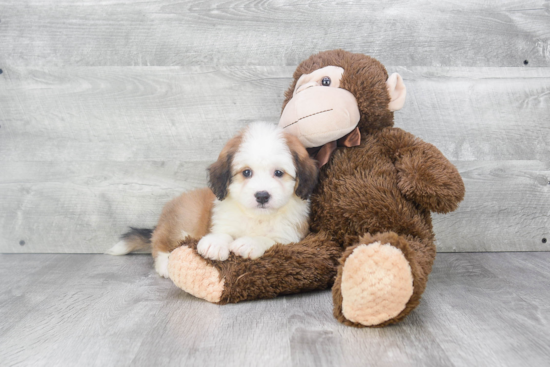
[168,246,224,303]
[341,242,413,326]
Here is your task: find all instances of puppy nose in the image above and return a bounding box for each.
[255,191,270,204]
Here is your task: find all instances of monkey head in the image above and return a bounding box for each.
[278,50,406,163]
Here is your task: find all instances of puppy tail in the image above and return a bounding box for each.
[105,227,154,255]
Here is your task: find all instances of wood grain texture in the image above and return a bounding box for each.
[1,66,548,161]
[1,160,548,253]
[1,1,548,254]
[0,161,210,253]
[0,66,288,162]
[0,0,549,67]
[421,253,550,367]
[434,160,550,252]
[1,65,548,253]
[1,253,549,366]
[394,67,550,161]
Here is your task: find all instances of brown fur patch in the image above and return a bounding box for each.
[307,126,462,325]
[208,133,243,200]
[395,138,465,213]
[151,187,215,258]
[284,133,319,200]
[178,230,343,303]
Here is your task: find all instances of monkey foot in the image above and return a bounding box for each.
[168,245,225,303]
[338,242,414,326]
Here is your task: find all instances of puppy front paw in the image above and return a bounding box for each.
[229,237,275,260]
[154,251,170,278]
[197,233,233,261]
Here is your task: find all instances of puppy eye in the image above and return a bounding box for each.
[242,169,252,178]
[321,77,331,86]
[274,170,284,177]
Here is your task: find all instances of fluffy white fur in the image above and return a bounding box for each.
[154,251,170,278]
[105,240,131,256]
[153,230,192,278]
[197,122,311,261]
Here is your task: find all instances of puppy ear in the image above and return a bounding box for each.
[208,135,242,200]
[285,133,319,200]
[208,154,233,201]
[293,152,319,200]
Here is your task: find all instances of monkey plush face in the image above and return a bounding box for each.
[278,50,407,150]
[279,66,361,148]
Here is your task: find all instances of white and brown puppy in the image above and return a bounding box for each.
[200,122,318,262]
[107,122,318,278]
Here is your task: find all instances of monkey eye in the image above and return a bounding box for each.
[321,77,331,86]
[242,169,252,178]
[274,170,284,178]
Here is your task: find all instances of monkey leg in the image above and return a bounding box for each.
[332,231,436,327]
[168,231,342,304]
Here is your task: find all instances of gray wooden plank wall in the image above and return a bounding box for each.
[0,0,549,253]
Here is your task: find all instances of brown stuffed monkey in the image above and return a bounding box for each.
[168,50,465,327]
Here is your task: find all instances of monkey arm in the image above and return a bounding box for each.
[394,138,465,214]
[169,231,343,304]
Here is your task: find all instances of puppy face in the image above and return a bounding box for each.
[208,122,318,212]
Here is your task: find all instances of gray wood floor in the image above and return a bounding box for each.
[1,253,549,367]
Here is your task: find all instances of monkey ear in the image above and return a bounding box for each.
[293,152,319,200]
[386,73,407,111]
[208,154,233,200]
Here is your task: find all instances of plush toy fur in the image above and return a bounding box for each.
[168,50,465,327]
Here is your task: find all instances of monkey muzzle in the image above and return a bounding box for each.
[278,86,360,148]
